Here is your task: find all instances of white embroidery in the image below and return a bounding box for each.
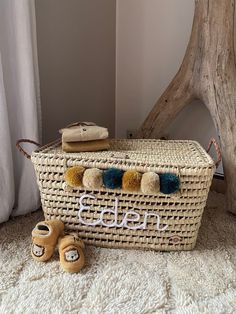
[79,194,102,226]
[78,194,168,231]
[143,213,168,231]
[122,211,142,230]
[100,198,118,228]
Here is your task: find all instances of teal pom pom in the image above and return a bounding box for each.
[103,168,124,189]
[160,173,180,194]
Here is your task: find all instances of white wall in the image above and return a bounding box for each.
[35,0,116,143]
[116,0,223,173]
[116,0,194,137]
[35,0,223,172]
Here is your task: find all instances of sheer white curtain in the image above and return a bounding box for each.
[0,0,41,223]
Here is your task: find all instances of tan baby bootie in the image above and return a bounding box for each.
[31,220,64,262]
[58,233,85,273]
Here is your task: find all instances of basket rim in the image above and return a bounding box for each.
[31,138,215,170]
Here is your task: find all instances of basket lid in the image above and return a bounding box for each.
[32,139,215,173]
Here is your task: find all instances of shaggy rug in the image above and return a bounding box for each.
[1,192,236,314]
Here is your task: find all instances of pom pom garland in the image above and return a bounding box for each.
[122,170,142,192]
[64,165,180,194]
[83,168,103,189]
[141,172,160,194]
[64,166,85,188]
[102,168,124,189]
[159,173,180,194]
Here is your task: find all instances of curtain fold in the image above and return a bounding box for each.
[0,0,41,222]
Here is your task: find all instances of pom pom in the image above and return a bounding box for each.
[141,172,160,194]
[64,166,85,188]
[122,170,142,192]
[159,173,180,194]
[83,168,103,189]
[102,168,124,189]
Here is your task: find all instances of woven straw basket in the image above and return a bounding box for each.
[17,138,219,251]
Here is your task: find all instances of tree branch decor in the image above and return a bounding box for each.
[138,0,236,214]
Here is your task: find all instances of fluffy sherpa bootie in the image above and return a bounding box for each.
[31,220,64,262]
[58,233,85,273]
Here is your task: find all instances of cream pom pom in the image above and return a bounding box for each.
[83,168,103,189]
[141,172,160,194]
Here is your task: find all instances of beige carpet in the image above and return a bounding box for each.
[1,192,236,313]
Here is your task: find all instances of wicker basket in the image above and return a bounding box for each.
[17,138,219,251]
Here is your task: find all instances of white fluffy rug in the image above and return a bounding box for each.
[1,192,236,313]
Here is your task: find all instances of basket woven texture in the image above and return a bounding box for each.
[31,139,215,251]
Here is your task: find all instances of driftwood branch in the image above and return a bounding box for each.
[138,0,236,214]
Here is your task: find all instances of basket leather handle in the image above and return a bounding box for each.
[16,139,41,159]
[206,138,222,168]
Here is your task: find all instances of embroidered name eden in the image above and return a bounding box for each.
[78,194,168,231]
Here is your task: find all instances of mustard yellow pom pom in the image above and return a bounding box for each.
[141,172,160,194]
[83,168,103,189]
[122,170,142,192]
[64,166,85,187]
